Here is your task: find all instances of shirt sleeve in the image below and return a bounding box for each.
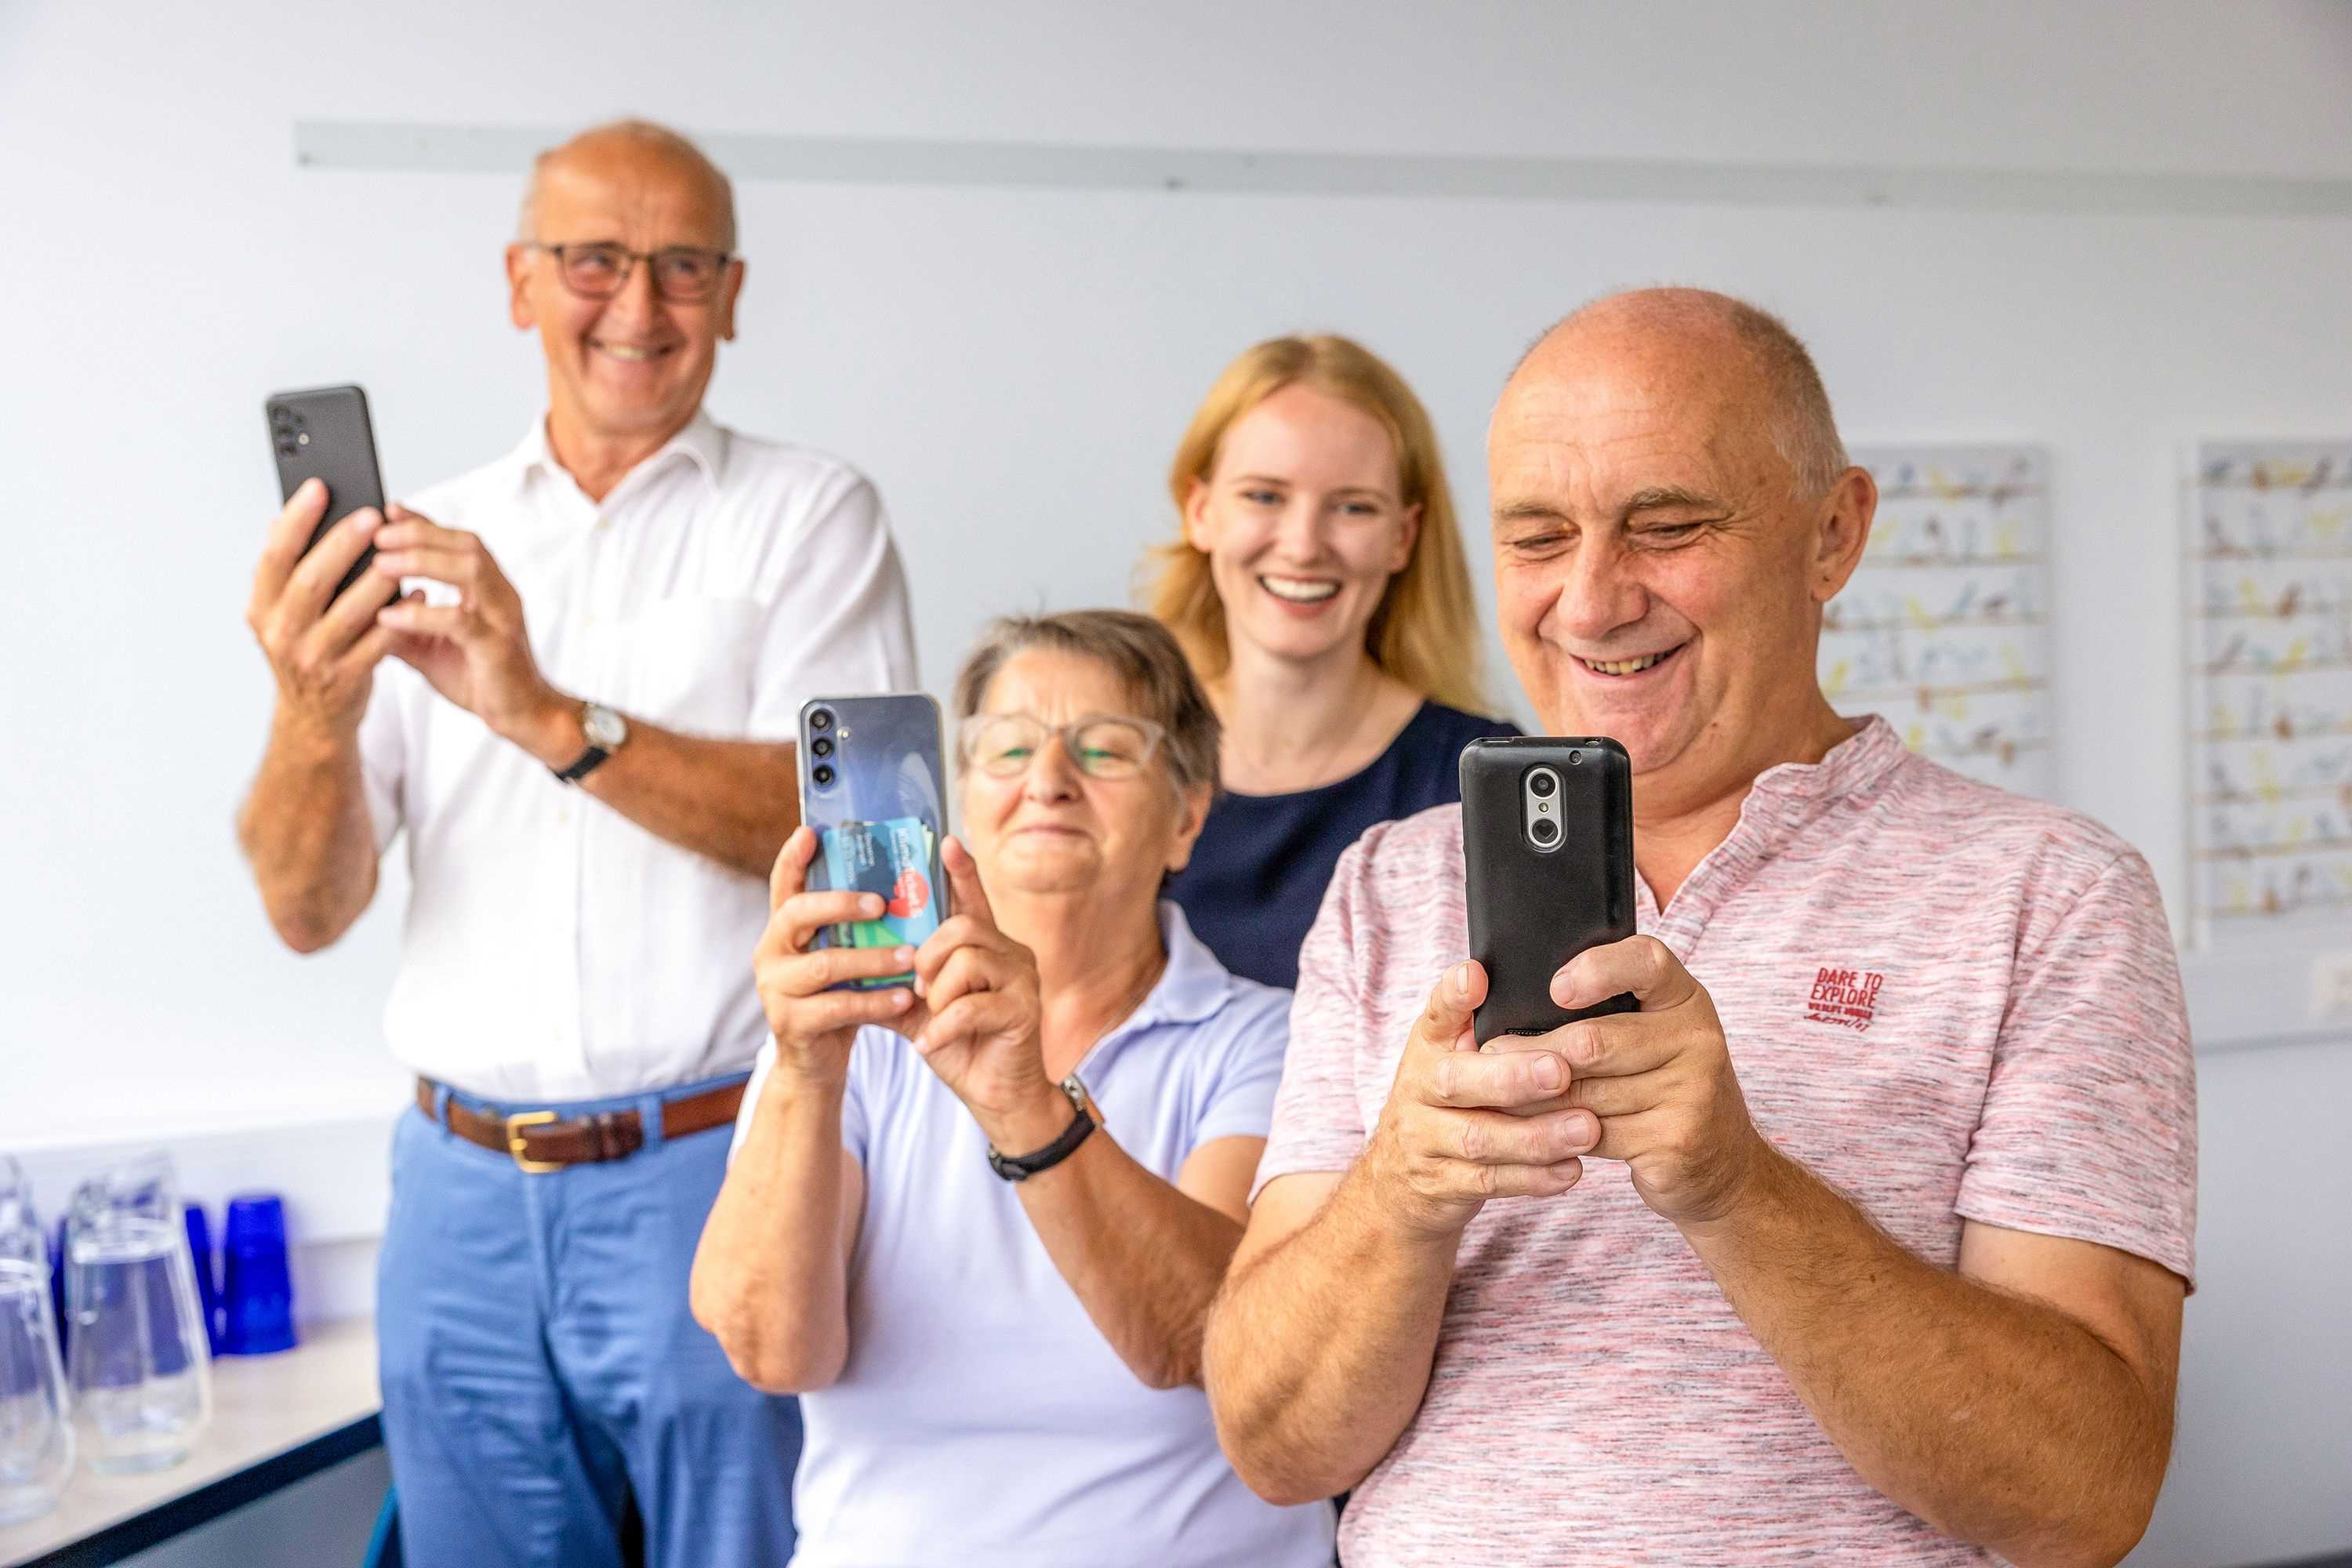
[743,468,920,740]
[1250,837,1379,1200]
[1955,848,2198,1286]
[728,1043,775,1160]
[1186,988,1292,1151]
[728,1035,875,1166]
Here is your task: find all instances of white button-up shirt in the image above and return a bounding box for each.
[358,412,918,1102]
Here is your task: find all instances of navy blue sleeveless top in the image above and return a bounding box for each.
[1167,701,1521,992]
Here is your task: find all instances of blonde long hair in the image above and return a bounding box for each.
[1146,334,1490,716]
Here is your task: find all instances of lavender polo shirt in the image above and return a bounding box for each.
[734,902,1334,1568]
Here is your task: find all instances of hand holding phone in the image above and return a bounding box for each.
[754,824,925,1073]
[1459,736,1637,1045]
[246,387,401,732]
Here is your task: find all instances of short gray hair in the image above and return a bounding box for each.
[515,118,738,252]
[1515,288,1850,499]
[952,611,1221,796]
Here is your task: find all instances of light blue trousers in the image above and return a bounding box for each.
[378,1076,799,1568]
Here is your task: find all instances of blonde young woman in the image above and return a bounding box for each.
[1151,335,1516,989]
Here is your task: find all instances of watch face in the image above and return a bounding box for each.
[583,704,627,749]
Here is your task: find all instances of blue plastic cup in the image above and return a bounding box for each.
[183,1203,225,1356]
[219,1194,296,1356]
[49,1217,68,1360]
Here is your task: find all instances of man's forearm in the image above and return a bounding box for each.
[509,699,799,878]
[1685,1146,2172,1566]
[690,1070,854,1392]
[1203,1161,1461,1504]
[237,710,379,952]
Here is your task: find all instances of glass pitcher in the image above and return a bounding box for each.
[64,1154,212,1473]
[0,1155,74,1522]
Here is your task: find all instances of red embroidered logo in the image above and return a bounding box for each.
[1806,966,1884,1032]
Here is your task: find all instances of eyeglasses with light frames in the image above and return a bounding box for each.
[960,713,1168,780]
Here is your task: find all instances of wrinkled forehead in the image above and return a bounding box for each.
[975,648,1142,722]
[1488,339,1777,510]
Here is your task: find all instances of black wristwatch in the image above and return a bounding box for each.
[986,1075,1097,1182]
[554,702,628,784]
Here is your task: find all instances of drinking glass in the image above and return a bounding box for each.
[0,1156,73,1522]
[64,1155,212,1473]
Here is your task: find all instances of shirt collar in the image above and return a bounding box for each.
[1635,714,1913,926]
[502,408,728,498]
[1129,901,1240,1029]
[1746,712,1909,806]
[1074,899,1240,1076]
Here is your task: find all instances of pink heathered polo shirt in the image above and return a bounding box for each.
[1254,715,2197,1567]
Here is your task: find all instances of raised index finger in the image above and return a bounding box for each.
[938,834,992,929]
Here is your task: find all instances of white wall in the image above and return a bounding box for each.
[2,3,2348,1563]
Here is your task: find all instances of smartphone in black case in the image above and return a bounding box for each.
[798,695,952,991]
[1460,735,1638,1044]
[264,383,389,603]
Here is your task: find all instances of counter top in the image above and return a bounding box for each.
[0,1318,380,1568]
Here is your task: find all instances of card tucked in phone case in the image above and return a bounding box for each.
[821,817,941,986]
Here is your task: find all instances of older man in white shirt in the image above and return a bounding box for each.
[238,119,915,1567]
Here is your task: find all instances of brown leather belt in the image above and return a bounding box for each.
[416,1077,746,1172]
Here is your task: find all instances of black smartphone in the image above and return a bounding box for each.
[1460,735,1638,1045]
[265,383,389,603]
[798,695,952,991]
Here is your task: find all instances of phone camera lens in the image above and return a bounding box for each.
[1528,770,1555,798]
[811,735,833,758]
[809,708,835,732]
[1530,815,1559,845]
[1569,750,1583,766]
[811,764,836,787]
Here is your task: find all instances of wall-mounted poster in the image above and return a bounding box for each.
[1821,446,2053,797]
[2186,441,2352,943]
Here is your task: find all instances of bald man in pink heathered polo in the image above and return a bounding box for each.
[1204,289,2194,1568]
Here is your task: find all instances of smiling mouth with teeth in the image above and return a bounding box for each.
[1577,645,1682,677]
[594,342,673,362]
[1260,575,1341,604]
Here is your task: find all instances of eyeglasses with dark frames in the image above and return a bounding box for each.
[524,241,734,303]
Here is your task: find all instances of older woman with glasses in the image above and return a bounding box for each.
[690,611,1334,1568]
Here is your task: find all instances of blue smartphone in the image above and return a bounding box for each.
[798,694,951,990]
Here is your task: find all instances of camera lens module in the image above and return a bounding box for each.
[811,764,836,786]
[809,708,835,731]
